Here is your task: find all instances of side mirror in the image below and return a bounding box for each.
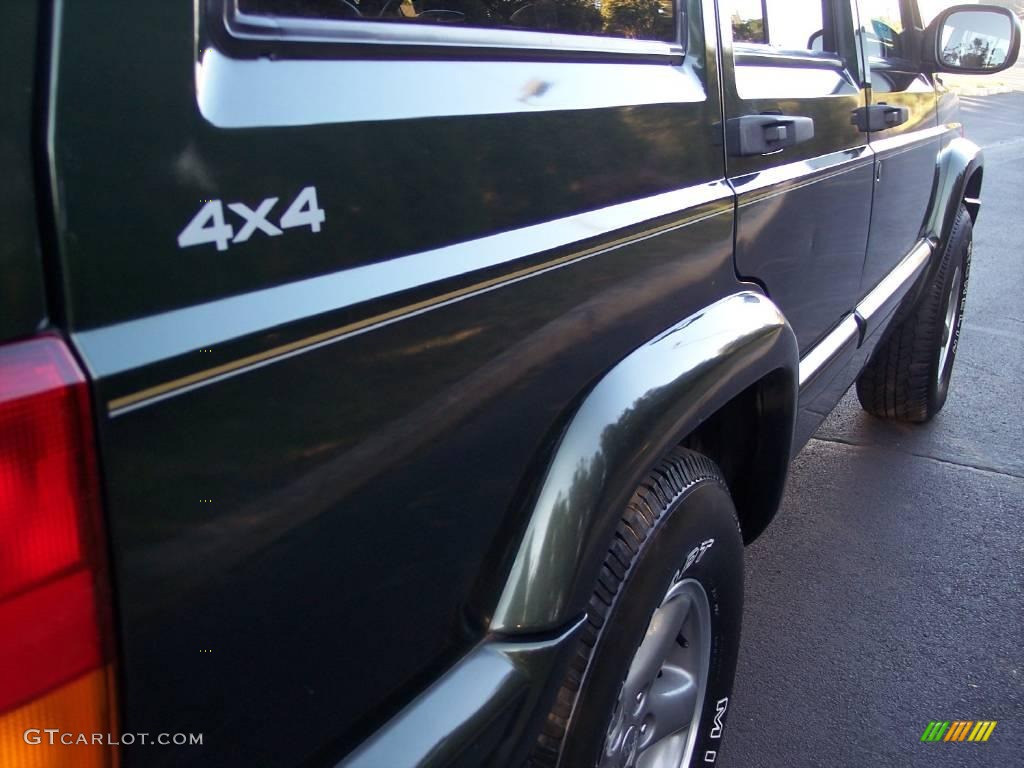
[922,4,1022,75]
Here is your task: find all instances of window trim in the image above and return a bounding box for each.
[732,43,844,69]
[219,0,687,60]
[730,43,860,101]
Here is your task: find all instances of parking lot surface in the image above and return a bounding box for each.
[720,92,1024,767]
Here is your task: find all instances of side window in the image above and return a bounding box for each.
[857,0,906,60]
[238,0,678,43]
[727,0,834,53]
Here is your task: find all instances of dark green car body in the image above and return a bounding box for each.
[2,0,1012,765]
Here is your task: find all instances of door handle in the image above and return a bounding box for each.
[851,103,910,132]
[725,114,815,157]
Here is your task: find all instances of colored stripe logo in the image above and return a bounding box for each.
[920,720,997,742]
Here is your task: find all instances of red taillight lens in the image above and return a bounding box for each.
[0,337,93,601]
[0,336,116,767]
[0,571,102,714]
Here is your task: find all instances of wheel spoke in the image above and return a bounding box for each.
[640,665,699,747]
[604,579,711,768]
[636,730,691,768]
[621,593,692,707]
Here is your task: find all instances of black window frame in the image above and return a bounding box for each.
[213,0,690,62]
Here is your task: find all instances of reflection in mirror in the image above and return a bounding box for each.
[940,11,1013,70]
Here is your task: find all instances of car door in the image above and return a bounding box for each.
[856,0,940,293]
[718,0,874,354]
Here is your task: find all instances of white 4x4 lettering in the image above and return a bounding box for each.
[228,198,281,243]
[177,186,325,251]
[177,200,233,252]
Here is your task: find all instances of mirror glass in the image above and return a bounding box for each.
[939,10,1013,70]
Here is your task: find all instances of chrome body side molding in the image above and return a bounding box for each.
[798,315,860,390]
[855,240,933,339]
[798,239,934,392]
[77,182,734,415]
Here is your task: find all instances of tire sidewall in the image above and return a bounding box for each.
[560,481,743,768]
[930,215,973,411]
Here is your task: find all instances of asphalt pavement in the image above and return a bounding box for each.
[719,92,1024,767]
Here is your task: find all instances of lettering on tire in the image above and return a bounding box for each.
[703,697,729,762]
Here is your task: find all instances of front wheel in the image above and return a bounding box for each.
[856,204,973,422]
[530,449,744,768]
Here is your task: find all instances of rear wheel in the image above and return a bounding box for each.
[856,204,973,422]
[530,449,743,768]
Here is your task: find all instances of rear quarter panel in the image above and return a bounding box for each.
[50,1,740,764]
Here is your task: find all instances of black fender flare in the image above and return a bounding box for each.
[924,136,983,246]
[888,135,983,318]
[490,291,798,634]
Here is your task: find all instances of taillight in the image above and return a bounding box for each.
[0,336,117,767]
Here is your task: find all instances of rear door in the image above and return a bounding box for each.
[718,0,873,353]
[856,0,940,293]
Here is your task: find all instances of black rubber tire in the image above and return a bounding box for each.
[856,205,973,422]
[530,449,744,768]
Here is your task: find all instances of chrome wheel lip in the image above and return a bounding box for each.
[600,578,712,768]
[937,263,964,388]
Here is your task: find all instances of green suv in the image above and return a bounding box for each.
[1,1,1019,766]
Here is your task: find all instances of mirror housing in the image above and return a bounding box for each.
[921,4,1022,75]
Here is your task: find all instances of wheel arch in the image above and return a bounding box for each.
[680,365,794,544]
[489,291,798,635]
[923,136,983,246]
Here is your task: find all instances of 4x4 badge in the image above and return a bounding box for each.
[177,186,325,251]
